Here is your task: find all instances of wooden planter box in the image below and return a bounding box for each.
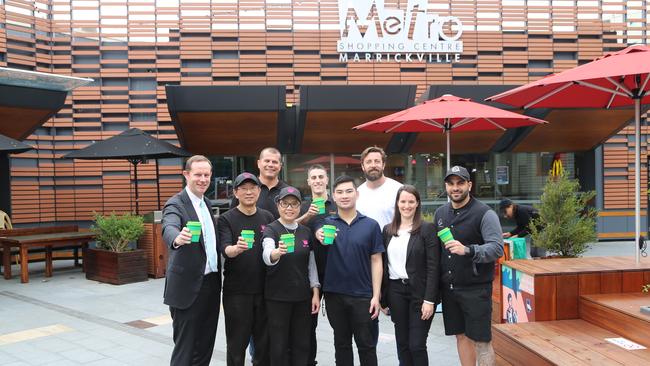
[85,248,148,285]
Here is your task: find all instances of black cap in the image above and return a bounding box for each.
[234,172,260,188]
[276,186,302,202]
[444,165,470,182]
[499,198,513,211]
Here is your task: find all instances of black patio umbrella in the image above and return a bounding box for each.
[0,133,33,153]
[63,128,191,214]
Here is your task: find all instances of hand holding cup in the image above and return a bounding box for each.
[174,227,192,246]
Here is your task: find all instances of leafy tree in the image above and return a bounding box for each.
[529,172,597,257]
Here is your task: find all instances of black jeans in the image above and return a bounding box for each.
[266,299,312,366]
[223,293,269,366]
[388,280,433,366]
[324,292,377,366]
[169,272,221,366]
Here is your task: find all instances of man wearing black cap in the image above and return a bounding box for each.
[499,199,545,258]
[218,172,275,366]
[433,165,503,366]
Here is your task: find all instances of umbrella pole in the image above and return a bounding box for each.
[446,129,451,171]
[155,159,161,210]
[133,161,140,215]
[446,127,451,203]
[635,98,641,265]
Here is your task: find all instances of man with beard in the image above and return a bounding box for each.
[357,146,403,230]
[433,166,503,366]
[218,172,275,365]
[231,147,288,219]
[356,146,402,349]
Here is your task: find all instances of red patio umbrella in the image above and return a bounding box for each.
[486,44,650,264]
[353,94,547,171]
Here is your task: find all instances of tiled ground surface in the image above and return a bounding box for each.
[0,240,636,365]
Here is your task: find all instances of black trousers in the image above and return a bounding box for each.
[266,299,312,366]
[169,272,221,366]
[309,292,324,365]
[223,293,269,366]
[388,280,433,366]
[324,292,377,366]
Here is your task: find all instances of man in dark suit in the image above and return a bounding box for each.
[162,155,221,366]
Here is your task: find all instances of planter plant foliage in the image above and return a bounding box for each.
[529,172,598,258]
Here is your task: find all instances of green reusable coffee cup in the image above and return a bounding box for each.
[280,233,295,253]
[437,227,454,244]
[312,198,326,214]
[241,229,255,249]
[322,225,337,245]
[186,221,202,243]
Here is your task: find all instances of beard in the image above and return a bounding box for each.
[364,169,383,182]
[448,189,469,203]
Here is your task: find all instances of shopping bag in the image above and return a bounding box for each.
[511,237,527,259]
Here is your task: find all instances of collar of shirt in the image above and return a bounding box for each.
[450,196,475,214]
[330,212,366,226]
[261,179,288,191]
[185,186,204,207]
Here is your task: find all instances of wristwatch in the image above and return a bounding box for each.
[463,246,470,255]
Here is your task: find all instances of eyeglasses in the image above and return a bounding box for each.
[278,201,300,209]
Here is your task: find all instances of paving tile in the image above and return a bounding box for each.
[59,348,106,363]
[0,324,72,346]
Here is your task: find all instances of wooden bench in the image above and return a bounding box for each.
[0,225,95,283]
[0,225,83,268]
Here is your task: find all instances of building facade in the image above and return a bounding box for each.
[0,0,648,237]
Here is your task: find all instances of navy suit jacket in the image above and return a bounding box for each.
[162,189,220,309]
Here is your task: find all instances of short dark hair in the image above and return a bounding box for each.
[332,175,356,191]
[307,164,327,176]
[259,147,282,160]
[184,155,212,171]
[499,198,514,212]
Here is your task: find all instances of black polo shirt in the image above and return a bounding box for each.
[322,213,384,298]
[217,207,275,295]
[300,196,337,280]
[231,179,289,219]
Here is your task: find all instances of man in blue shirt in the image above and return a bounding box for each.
[316,175,384,366]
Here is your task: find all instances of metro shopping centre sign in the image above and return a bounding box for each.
[337,0,463,63]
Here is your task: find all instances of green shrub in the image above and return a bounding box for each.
[529,172,597,257]
[92,212,145,253]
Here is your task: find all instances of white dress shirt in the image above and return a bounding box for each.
[387,229,410,280]
[186,187,217,275]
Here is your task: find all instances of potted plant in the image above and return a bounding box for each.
[529,172,598,258]
[85,212,148,285]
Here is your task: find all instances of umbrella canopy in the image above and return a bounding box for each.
[486,44,650,264]
[0,134,32,154]
[63,128,191,214]
[64,128,190,161]
[353,94,547,170]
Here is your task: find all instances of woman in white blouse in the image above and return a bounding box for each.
[380,185,440,366]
